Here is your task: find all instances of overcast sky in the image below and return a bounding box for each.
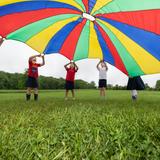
[0,40,160,87]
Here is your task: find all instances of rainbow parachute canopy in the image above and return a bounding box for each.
[0,0,160,77]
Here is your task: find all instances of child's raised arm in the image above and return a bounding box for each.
[74,62,79,71]
[104,62,108,71]
[29,54,41,62]
[39,55,45,66]
[64,62,70,70]
[0,37,4,47]
[97,60,101,70]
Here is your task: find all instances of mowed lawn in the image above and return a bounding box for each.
[0,90,160,160]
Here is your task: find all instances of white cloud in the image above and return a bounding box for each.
[0,40,160,87]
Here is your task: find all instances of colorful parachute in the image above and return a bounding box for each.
[0,0,160,77]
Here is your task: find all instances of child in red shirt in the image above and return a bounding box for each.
[26,54,45,101]
[64,61,78,100]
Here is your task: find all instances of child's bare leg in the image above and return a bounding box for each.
[65,90,69,99]
[102,88,106,97]
[100,88,103,97]
[34,88,38,101]
[27,87,31,94]
[26,88,31,101]
[34,88,38,94]
[131,90,138,100]
[71,90,75,99]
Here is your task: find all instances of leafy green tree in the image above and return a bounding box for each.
[155,80,160,90]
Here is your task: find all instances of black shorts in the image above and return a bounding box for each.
[127,77,145,90]
[26,76,39,88]
[99,79,107,88]
[65,81,74,90]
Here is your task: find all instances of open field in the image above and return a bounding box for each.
[0,90,160,160]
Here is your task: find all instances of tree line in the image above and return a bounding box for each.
[0,71,160,90]
[0,71,96,90]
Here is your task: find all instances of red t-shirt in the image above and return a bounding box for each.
[66,68,77,82]
[28,60,41,78]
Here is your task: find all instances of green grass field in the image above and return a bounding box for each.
[0,90,160,160]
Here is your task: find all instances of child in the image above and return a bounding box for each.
[127,76,145,101]
[64,61,78,100]
[26,54,45,101]
[97,60,108,98]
